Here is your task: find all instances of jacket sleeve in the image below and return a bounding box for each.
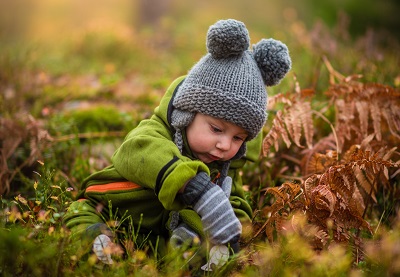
[63,199,105,240]
[108,76,209,211]
[111,109,209,212]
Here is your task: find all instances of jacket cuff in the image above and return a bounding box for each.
[180,172,213,206]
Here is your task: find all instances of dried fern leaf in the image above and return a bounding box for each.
[304,174,319,201]
[267,93,293,110]
[324,166,353,202]
[382,106,400,139]
[359,134,375,151]
[297,101,314,149]
[381,146,397,161]
[311,185,337,216]
[284,104,303,147]
[306,152,338,175]
[354,165,377,203]
[265,186,286,201]
[369,101,382,141]
[351,185,366,216]
[265,221,275,243]
[300,136,338,176]
[335,99,354,142]
[355,101,369,137]
[263,110,291,155]
[284,182,302,202]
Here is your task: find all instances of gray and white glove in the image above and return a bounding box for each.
[220,175,232,199]
[181,172,241,245]
[170,223,201,249]
[86,223,115,265]
[93,234,114,264]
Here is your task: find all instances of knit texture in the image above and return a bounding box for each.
[172,19,291,141]
[170,223,201,249]
[173,51,267,140]
[193,185,241,244]
[181,172,242,244]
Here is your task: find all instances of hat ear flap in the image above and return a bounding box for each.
[253,38,292,86]
[171,109,195,153]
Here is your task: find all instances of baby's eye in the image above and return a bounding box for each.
[233,136,245,142]
[210,125,222,133]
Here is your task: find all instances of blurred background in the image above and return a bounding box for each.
[1,0,399,85]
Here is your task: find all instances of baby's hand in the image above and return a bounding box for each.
[181,172,242,245]
[170,223,201,249]
[86,223,122,265]
[220,176,232,198]
[93,234,114,264]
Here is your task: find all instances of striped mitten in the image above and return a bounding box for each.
[170,223,201,249]
[181,172,241,245]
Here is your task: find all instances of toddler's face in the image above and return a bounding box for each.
[186,113,247,164]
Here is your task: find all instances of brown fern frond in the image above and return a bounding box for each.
[354,165,377,203]
[352,185,366,216]
[265,186,286,201]
[267,93,293,110]
[0,114,53,195]
[300,135,338,176]
[303,174,319,203]
[355,101,369,137]
[261,182,305,242]
[314,228,330,249]
[322,166,353,203]
[298,101,314,149]
[381,146,397,162]
[382,105,400,140]
[263,110,291,155]
[335,99,354,151]
[311,184,337,216]
[264,208,289,243]
[285,182,303,203]
[263,79,317,157]
[323,67,400,149]
[264,217,275,243]
[304,150,338,175]
[369,101,382,141]
[284,104,303,148]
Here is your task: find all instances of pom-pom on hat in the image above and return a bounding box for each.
[172,19,291,144]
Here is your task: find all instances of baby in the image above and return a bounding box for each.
[64,18,291,268]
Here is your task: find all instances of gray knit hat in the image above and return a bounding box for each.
[171,19,291,157]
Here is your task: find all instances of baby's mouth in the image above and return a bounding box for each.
[208,153,221,161]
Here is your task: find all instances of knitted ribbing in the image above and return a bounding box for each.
[174,50,267,140]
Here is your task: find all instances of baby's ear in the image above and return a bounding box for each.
[252,38,292,86]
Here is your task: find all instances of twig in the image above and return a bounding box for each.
[53,131,127,142]
[311,110,340,157]
[281,154,301,165]
[276,174,304,182]
[249,219,270,244]
[322,55,346,84]
[56,170,79,192]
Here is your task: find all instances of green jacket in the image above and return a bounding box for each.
[63,76,262,258]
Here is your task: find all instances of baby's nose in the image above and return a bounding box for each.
[216,137,231,151]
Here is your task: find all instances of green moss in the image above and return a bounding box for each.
[61,105,138,133]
